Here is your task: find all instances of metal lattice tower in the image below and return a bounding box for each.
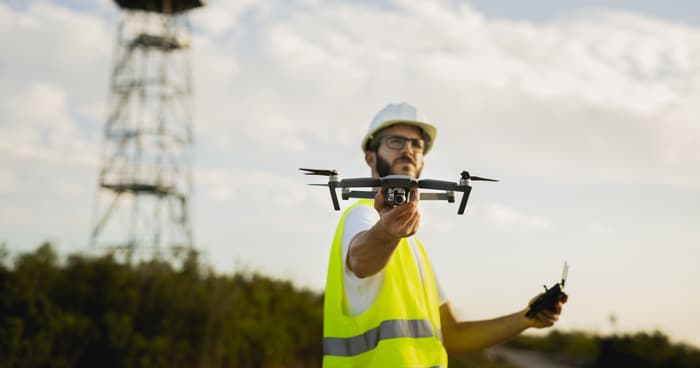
[91,0,203,261]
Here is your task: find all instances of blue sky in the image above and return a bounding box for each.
[468,0,700,26]
[2,0,700,347]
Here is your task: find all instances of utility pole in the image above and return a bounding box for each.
[91,0,203,262]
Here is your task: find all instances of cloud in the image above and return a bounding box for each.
[3,1,699,245]
[0,2,106,170]
[190,0,258,37]
[196,167,299,205]
[182,0,700,191]
[0,81,97,167]
[485,204,553,231]
[589,220,612,234]
[2,0,699,253]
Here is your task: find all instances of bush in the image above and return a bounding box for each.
[0,243,323,368]
[507,329,700,368]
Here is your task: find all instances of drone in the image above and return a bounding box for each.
[299,168,498,214]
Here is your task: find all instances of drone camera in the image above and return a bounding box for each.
[385,187,410,205]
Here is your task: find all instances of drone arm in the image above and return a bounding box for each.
[329,182,340,210]
[420,192,455,202]
[419,179,460,191]
[457,187,472,215]
[339,177,382,188]
[342,190,377,200]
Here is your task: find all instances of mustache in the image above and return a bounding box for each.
[393,156,416,166]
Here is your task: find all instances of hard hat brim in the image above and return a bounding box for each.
[361,119,437,155]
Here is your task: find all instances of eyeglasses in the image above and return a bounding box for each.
[378,134,425,152]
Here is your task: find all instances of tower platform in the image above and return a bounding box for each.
[115,0,204,14]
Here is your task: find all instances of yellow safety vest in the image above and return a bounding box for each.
[323,199,448,367]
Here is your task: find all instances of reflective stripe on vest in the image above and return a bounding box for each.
[324,318,438,357]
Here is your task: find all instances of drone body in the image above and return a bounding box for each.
[300,168,498,215]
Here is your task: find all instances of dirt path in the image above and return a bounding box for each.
[487,346,579,368]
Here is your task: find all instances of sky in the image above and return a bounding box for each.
[1,0,699,347]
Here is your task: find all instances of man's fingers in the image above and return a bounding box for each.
[531,310,558,327]
[554,302,564,314]
[388,200,418,219]
[382,204,413,224]
[394,205,418,232]
[410,188,420,204]
[540,309,559,320]
[374,190,390,212]
[380,201,420,238]
[560,293,569,304]
[398,209,420,236]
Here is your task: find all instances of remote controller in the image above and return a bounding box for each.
[526,262,569,318]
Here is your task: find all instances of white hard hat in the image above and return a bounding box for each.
[361,102,437,155]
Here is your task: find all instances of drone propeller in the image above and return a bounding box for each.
[300,168,341,210]
[461,171,498,182]
[456,171,498,214]
[299,168,339,176]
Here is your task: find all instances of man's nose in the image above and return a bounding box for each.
[400,141,415,154]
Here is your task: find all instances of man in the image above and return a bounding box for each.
[322,102,566,367]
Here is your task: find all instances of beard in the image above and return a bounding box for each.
[376,152,422,178]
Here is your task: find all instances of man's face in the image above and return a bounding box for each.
[368,124,425,178]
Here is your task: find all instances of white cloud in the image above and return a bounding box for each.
[589,220,612,234]
[191,0,259,37]
[0,82,96,167]
[186,0,700,192]
[0,2,107,171]
[0,171,19,194]
[486,204,553,231]
[196,166,317,209]
[3,0,699,245]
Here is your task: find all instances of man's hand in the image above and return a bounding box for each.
[374,188,420,239]
[524,292,568,328]
[346,188,421,278]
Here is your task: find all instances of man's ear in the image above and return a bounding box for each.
[365,151,375,168]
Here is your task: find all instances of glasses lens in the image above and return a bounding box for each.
[411,138,424,150]
[385,135,405,149]
[384,135,424,151]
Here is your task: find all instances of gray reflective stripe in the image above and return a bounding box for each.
[324,319,437,357]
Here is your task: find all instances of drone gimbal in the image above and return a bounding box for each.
[300,168,498,215]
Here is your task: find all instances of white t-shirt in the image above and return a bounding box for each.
[341,203,448,316]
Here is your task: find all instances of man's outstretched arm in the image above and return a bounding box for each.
[440,295,566,353]
[347,190,420,278]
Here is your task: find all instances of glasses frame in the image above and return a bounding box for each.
[377,134,426,152]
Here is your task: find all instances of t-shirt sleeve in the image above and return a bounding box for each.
[341,204,378,256]
[341,203,384,316]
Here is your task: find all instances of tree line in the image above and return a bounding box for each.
[2,243,697,367]
[0,243,322,368]
[507,329,700,368]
